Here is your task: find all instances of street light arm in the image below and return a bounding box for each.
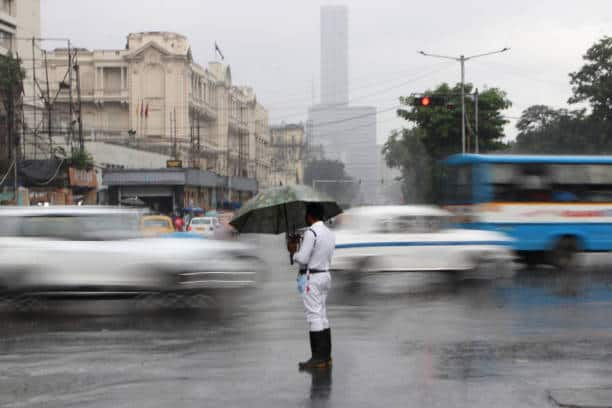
[417,50,459,61]
[465,47,510,61]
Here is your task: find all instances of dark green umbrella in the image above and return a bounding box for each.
[229,185,342,235]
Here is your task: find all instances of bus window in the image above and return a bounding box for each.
[550,164,612,202]
[491,164,518,201]
[444,165,473,204]
[491,163,552,202]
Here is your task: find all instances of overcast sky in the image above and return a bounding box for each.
[42,0,611,143]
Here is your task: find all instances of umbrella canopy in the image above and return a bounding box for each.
[230,185,342,234]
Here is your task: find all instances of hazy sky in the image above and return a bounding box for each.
[42,0,611,143]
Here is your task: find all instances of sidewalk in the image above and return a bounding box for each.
[549,387,612,408]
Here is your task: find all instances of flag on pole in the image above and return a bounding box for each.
[145,103,149,119]
[214,42,225,60]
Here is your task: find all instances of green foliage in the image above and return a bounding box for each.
[69,148,94,169]
[385,82,511,202]
[383,128,433,203]
[569,36,612,120]
[0,54,25,99]
[514,36,612,154]
[512,105,611,154]
[0,54,25,162]
[396,82,511,160]
[303,159,357,205]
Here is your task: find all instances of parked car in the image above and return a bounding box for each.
[187,216,220,237]
[140,214,175,237]
[332,206,514,272]
[0,207,262,295]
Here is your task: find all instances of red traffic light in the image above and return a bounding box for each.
[411,94,447,108]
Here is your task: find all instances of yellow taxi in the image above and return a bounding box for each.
[140,215,175,237]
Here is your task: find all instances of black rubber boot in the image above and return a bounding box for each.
[323,328,332,365]
[299,331,329,370]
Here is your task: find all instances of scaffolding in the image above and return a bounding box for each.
[13,37,78,161]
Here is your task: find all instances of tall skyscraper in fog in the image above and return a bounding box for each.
[320,5,349,105]
[308,5,381,204]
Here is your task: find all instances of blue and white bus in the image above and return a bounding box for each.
[443,154,612,268]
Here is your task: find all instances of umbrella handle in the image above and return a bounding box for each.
[284,204,294,265]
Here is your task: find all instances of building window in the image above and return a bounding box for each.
[0,30,13,51]
[103,67,122,93]
[0,0,12,15]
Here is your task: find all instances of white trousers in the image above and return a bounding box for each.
[302,272,331,332]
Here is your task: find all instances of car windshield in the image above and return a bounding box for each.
[191,218,210,225]
[14,213,141,240]
[143,219,170,228]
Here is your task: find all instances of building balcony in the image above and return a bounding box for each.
[229,116,248,133]
[94,88,129,102]
[189,97,217,120]
[0,11,17,30]
[53,88,128,104]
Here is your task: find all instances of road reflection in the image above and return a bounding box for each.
[306,369,332,407]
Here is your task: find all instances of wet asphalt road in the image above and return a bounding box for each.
[3,236,612,407]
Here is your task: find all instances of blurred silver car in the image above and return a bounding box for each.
[0,207,261,295]
[332,206,514,272]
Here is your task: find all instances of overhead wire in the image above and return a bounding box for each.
[0,161,16,187]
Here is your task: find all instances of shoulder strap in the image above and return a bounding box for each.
[308,228,317,249]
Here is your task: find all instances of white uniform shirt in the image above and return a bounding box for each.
[293,221,336,271]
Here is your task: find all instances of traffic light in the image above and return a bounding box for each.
[412,94,446,108]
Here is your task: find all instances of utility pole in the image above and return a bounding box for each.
[196,115,201,169]
[5,58,16,192]
[418,47,509,153]
[74,50,83,151]
[43,50,52,155]
[31,37,37,158]
[189,109,194,167]
[68,42,75,152]
[474,88,479,154]
[460,55,465,153]
[173,108,177,159]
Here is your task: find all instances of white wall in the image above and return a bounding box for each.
[87,141,171,169]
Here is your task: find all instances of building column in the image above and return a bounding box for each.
[98,67,104,90]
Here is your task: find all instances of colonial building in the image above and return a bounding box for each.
[0,0,40,56]
[0,0,42,164]
[44,32,271,190]
[269,123,305,187]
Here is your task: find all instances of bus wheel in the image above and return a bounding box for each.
[517,251,543,268]
[550,236,578,270]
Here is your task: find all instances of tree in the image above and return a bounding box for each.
[512,105,610,154]
[384,82,511,202]
[0,54,25,167]
[382,128,431,203]
[569,36,612,121]
[303,159,357,205]
[396,82,511,160]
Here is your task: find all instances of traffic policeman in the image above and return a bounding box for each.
[288,203,335,370]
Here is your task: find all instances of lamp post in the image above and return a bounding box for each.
[418,47,510,153]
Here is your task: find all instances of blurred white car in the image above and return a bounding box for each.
[187,216,220,237]
[332,206,514,272]
[0,207,261,294]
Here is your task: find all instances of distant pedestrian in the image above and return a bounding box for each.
[287,203,335,370]
[173,214,185,232]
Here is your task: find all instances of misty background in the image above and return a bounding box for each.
[41,0,611,142]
